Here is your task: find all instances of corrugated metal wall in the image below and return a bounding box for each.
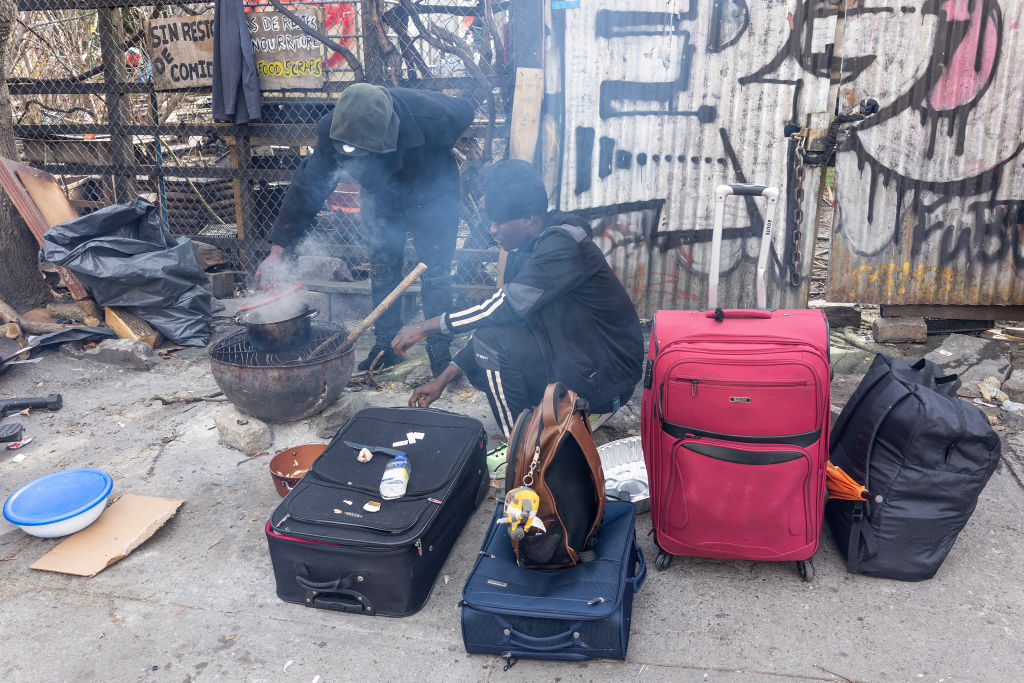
[541,1,837,315]
[828,0,1024,305]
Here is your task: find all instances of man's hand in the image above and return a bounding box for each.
[254,245,286,290]
[409,378,445,408]
[408,364,462,408]
[392,317,442,356]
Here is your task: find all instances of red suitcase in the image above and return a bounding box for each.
[640,184,830,580]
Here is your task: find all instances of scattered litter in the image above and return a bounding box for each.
[225,635,235,641]
[18,408,30,416]
[342,500,353,506]
[312,676,320,683]
[363,501,381,513]
[443,574,451,585]
[978,376,1009,403]
[10,451,26,463]
[283,660,293,673]
[392,439,410,447]
[987,414,1000,426]
[7,437,33,450]
[936,349,953,357]
[973,398,997,408]
[405,431,425,444]
[30,494,184,577]
[333,508,343,514]
[357,447,373,463]
[1002,400,1024,413]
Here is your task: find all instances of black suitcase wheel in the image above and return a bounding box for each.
[655,550,673,571]
[796,558,815,582]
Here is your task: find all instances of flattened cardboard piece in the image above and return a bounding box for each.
[30,494,184,577]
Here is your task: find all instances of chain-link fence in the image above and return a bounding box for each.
[9,0,514,299]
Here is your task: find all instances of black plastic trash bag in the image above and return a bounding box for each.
[42,198,212,346]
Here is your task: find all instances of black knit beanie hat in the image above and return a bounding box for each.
[484,160,549,223]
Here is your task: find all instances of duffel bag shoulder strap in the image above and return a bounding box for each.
[842,377,912,574]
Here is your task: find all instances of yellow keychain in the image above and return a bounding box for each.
[498,486,547,541]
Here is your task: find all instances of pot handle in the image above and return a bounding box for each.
[305,309,319,319]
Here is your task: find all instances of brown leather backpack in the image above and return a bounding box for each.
[505,382,605,569]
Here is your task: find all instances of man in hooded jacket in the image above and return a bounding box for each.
[392,160,643,439]
[257,84,475,375]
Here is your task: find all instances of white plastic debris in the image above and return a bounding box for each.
[1002,400,1024,413]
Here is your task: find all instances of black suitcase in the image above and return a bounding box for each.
[266,407,488,616]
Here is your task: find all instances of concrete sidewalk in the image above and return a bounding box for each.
[1,318,1022,682]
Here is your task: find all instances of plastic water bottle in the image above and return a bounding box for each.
[379,454,411,500]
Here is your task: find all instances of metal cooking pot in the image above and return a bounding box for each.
[235,303,318,353]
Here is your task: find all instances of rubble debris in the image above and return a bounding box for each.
[808,301,861,328]
[190,240,230,270]
[1003,369,1024,395]
[872,317,927,343]
[978,377,1010,404]
[207,271,237,299]
[215,406,272,454]
[313,394,369,439]
[152,391,226,405]
[61,338,159,371]
[1002,400,1024,413]
[925,334,1012,387]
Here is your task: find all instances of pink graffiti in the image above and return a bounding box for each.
[929,1,999,111]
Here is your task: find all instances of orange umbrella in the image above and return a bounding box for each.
[826,461,871,501]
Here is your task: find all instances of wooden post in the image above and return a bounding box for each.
[97,9,137,202]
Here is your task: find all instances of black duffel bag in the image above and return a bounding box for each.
[826,355,1001,581]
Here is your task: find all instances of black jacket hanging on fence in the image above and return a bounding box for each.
[213,0,262,124]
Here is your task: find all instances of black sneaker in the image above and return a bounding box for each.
[357,345,402,372]
[426,345,452,377]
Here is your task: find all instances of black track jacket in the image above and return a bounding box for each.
[445,211,643,410]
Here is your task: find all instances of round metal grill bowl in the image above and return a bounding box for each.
[208,322,354,423]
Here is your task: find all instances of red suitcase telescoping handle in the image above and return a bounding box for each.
[708,183,780,312]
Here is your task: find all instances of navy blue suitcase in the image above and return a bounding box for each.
[461,500,646,664]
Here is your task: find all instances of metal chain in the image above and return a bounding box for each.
[789,133,807,288]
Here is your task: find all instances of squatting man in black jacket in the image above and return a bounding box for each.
[256,84,475,376]
[392,160,643,444]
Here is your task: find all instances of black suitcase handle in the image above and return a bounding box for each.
[305,589,374,614]
[295,564,374,613]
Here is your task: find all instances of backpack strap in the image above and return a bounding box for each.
[541,382,571,427]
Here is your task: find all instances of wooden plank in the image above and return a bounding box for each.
[497,66,545,286]
[881,304,1024,321]
[17,168,78,227]
[509,67,544,162]
[0,157,89,301]
[104,306,162,348]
